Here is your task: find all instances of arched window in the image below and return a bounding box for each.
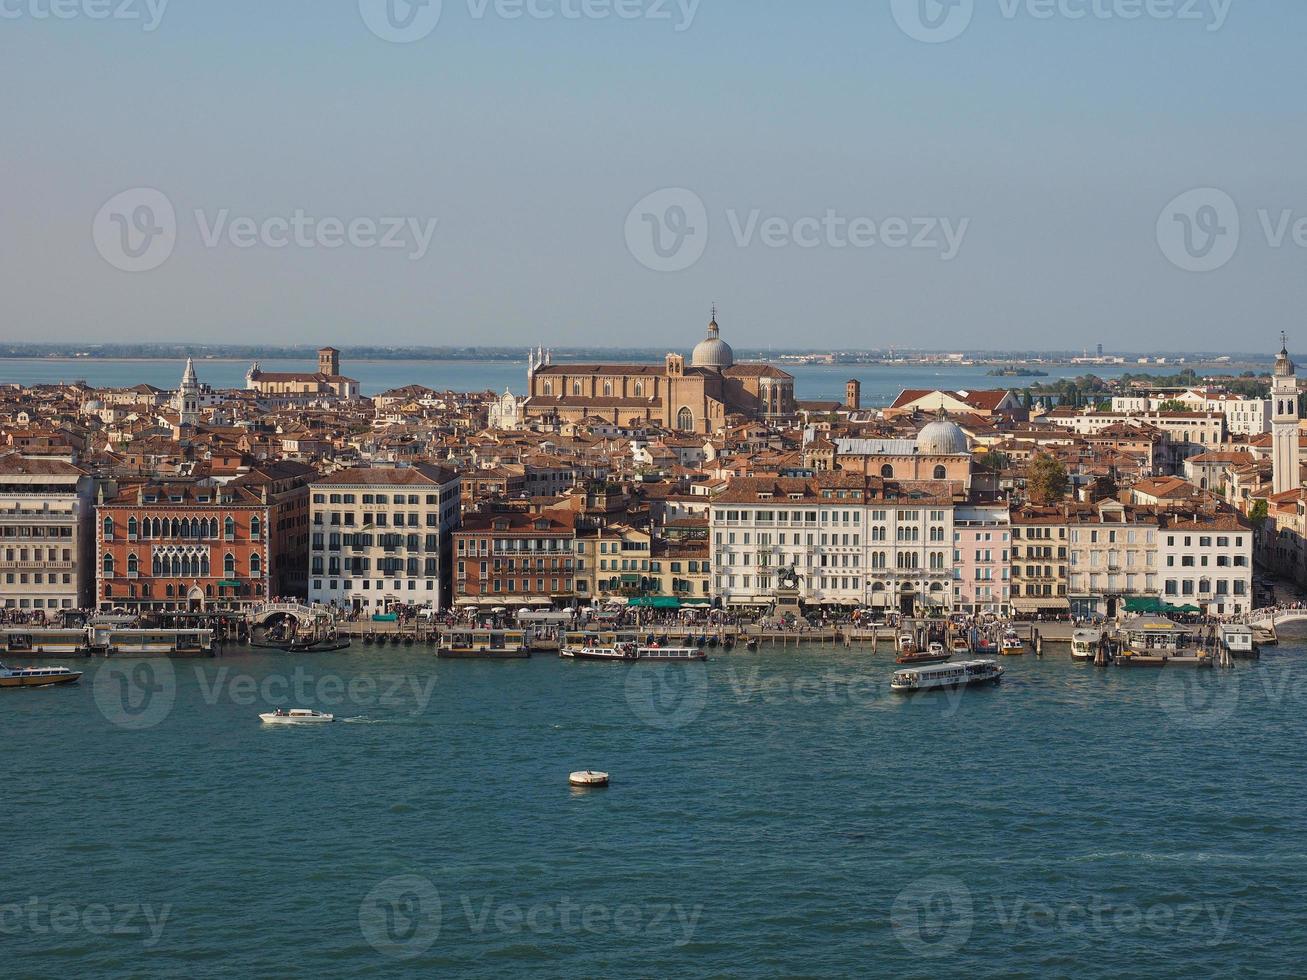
[224,553,235,576]
[634,382,644,398]
[250,553,261,576]
[201,554,211,576]
[172,555,181,577]
[677,408,694,431]
[933,465,947,480]
[102,516,114,539]
[127,553,138,574]
[128,517,138,538]
[152,518,162,538]
[102,553,114,574]
[180,519,190,539]
[881,464,894,478]
[543,381,552,395]
[153,554,162,576]
[171,518,180,538]
[224,516,235,540]
[250,516,262,540]
[603,381,613,397]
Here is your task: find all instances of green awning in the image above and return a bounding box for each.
[1124,597,1165,613]
[218,580,243,588]
[628,597,680,609]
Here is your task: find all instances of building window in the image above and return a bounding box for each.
[881,465,894,478]
[224,553,235,576]
[933,465,947,480]
[103,516,114,539]
[102,554,113,574]
[677,408,694,431]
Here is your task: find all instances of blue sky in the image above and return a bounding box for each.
[1,0,1304,351]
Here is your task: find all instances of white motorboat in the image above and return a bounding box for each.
[259,708,335,725]
[561,643,706,662]
[1000,631,1026,656]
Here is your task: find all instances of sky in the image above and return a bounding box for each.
[1,0,1304,352]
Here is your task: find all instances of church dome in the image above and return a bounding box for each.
[691,317,734,370]
[916,411,969,455]
[1275,336,1295,378]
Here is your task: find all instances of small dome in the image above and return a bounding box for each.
[691,318,734,370]
[1275,337,1295,378]
[916,412,969,455]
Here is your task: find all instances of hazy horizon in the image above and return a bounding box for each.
[3,1,1303,351]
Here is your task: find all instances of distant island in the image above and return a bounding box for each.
[987,367,1048,378]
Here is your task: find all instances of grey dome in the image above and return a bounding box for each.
[691,319,734,370]
[916,413,969,455]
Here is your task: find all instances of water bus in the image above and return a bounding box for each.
[438,629,530,660]
[891,659,1004,693]
[0,661,83,689]
[562,642,707,663]
[1,628,90,656]
[1,626,214,657]
[1071,629,1102,662]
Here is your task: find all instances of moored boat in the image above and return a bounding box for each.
[1071,629,1101,662]
[0,661,83,689]
[949,636,971,655]
[438,629,530,660]
[891,659,1004,693]
[896,648,951,666]
[1,628,90,656]
[259,708,334,725]
[1000,631,1026,656]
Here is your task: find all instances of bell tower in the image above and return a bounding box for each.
[177,357,200,427]
[1273,334,1299,495]
[318,347,340,377]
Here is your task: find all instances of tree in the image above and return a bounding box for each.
[1027,453,1069,505]
[1157,399,1190,412]
[1250,499,1269,529]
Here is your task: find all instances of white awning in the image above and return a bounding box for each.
[1011,596,1070,612]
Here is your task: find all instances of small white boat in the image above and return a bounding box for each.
[569,770,610,788]
[1000,631,1026,656]
[1071,629,1101,662]
[928,642,946,656]
[897,633,917,654]
[259,708,335,725]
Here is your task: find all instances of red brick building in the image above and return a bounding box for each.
[453,511,577,608]
[96,481,276,611]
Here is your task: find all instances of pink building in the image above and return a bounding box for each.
[952,504,1010,615]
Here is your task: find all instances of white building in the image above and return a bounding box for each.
[0,456,95,612]
[1112,389,1269,437]
[1159,514,1253,616]
[708,474,956,615]
[308,465,461,613]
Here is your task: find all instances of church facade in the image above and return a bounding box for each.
[522,317,795,434]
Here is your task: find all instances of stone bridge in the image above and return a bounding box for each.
[249,602,332,627]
